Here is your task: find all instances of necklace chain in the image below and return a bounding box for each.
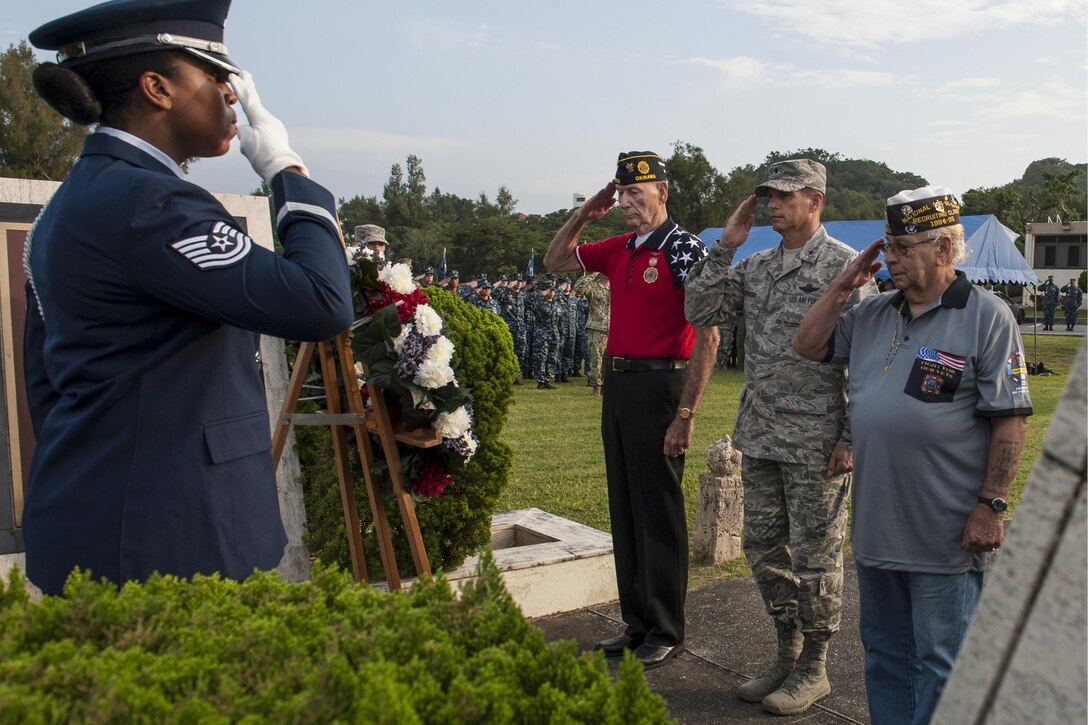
[883,301,906,375]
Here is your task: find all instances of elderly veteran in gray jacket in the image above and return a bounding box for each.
[685,159,876,716]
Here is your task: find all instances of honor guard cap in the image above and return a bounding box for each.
[30,0,241,76]
[755,159,827,196]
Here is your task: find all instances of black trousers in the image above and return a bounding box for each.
[601,365,688,646]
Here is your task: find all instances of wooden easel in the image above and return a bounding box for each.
[270,332,438,589]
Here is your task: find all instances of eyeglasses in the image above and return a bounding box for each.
[878,237,939,257]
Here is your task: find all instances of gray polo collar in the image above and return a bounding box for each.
[888,270,971,316]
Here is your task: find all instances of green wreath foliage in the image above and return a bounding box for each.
[297,286,517,577]
[0,560,671,723]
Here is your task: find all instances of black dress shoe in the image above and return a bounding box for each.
[633,642,684,670]
[595,633,643,658]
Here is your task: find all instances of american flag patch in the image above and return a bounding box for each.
[917,346,966,371]
[170,222,253,270]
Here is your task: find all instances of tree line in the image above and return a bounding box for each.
[2,40,1085,277]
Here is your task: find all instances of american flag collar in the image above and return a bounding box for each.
[625,218,705,290]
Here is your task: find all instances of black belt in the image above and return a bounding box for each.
[606,355,689,372]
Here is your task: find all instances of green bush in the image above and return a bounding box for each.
[298,286,518,577]
[0,558,672,723]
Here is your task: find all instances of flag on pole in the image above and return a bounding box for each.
[437,247,447,279]
[525,250,535,278]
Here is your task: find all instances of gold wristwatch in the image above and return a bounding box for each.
[678,407,695,420]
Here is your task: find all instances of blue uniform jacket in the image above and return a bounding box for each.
[22,133,353,595]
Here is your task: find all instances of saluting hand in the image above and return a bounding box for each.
[718,195,759,250]
[838,239,884,291]
[579,183,617,222]
[230,71,309,184]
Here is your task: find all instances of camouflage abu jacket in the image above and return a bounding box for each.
[684,226,876,465]
[574,272,611,331]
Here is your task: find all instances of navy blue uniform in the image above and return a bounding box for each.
[22,132,353,595]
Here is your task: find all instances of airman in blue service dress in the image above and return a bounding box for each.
[22,0,354,595]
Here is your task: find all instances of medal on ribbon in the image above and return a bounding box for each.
[644,254,659,283]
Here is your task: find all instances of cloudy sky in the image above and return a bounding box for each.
[6,1,1087,214]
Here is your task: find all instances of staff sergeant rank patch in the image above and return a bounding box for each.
[170,221,254,270]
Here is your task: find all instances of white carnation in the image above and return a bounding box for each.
[435,406,472,438]
[414,359,455,389]
[392,324,412,354]
[425,335,454,367]
[414,304,443,336]
[380,263,416,294]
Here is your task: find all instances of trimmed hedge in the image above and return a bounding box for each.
[298,286,518,576]
[0,557,672,723]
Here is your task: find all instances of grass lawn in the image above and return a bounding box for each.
[498,335,1084,589]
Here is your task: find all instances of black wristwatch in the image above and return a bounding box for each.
[977,496,1007,513]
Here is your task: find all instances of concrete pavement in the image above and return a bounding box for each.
[534,566,870,724]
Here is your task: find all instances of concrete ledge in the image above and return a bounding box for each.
[444,508,618,618]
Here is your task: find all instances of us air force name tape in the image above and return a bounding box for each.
[614,151,667,185]
[885,186,961,236]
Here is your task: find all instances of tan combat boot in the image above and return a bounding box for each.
[761,632,830,715]
[737,620,802,703]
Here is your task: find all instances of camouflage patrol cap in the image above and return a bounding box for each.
[422,266,435,275]
[448,269,460,278]
[497,274,508,281]
[354,224,387,246]
[755,159,827,197]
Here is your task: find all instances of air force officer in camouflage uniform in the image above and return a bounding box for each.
[685,160,876,715]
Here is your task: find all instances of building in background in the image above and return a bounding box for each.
[1024,221,1087,307]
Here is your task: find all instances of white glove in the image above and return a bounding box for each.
[230,71,309,183]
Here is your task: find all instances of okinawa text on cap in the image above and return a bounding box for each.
[754,159,827,197]
[30,0,241,75]
[885,186,961,236]
[614,151,667,186]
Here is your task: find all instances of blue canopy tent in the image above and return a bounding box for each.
[697,214,1038,285]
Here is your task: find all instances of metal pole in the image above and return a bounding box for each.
[1031,284,1038,368]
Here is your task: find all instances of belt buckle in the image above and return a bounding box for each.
[611,356,622,372]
